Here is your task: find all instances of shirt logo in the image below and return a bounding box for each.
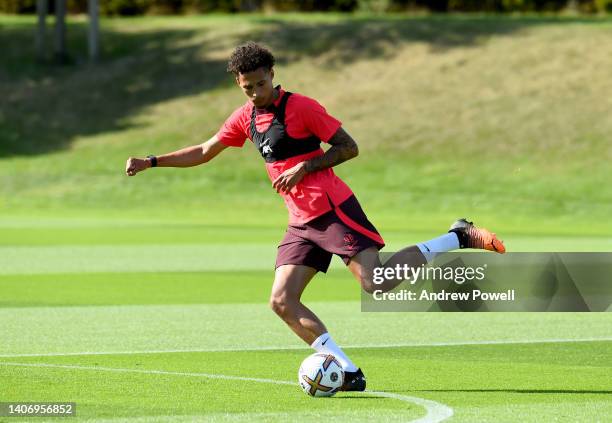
[261,138,273,155]
[343,233,357,251]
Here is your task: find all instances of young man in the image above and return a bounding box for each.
[126,42,505,392]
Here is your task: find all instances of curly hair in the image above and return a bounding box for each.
[227,41,275,76]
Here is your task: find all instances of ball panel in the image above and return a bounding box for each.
[297,353,345,397]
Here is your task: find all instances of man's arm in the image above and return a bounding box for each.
[271,127,359,194]
[125,136,228,176]
[303,127,358,173]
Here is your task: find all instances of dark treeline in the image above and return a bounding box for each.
[1,0,611,14]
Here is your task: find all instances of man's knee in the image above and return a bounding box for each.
[361,280,378,294]
[269,292,297,319]
[355,269,378,294]
[358,269,396,294]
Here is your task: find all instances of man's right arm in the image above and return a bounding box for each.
[125,135,228,176]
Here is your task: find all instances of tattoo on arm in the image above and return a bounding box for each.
[303,128,359,173]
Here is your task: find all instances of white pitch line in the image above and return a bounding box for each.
[0,337,610,358]
[369,391,453,423]
[0,361,453,423]
[0,361,292,385]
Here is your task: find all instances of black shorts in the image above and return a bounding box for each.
[275,195,385,273]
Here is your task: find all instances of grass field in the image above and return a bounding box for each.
[1,219,611,422]
[1,12,611,423]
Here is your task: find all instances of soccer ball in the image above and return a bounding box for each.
[298,353,344,397]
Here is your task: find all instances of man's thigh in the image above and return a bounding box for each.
[271,264,319,301]
[346,246,381,285]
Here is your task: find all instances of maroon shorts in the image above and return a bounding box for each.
[275,195,385,273]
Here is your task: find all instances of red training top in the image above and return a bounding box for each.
[216,87,354,224]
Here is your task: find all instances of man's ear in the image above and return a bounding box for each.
[270,68,274,80]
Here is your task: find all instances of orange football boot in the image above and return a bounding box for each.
[449,218,506,253]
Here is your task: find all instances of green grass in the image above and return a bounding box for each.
[1,14,611,234]
[1,221,611,421]
[0,271,358,306]
[1,259,611,421]
[1,13,611,422]
[2,342,611,422]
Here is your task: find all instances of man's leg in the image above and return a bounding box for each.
[269,264,360,376]
[348,219,506,293]
[269,264,325,345]
[347,245,427,294]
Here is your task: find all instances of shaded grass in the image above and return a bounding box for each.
[1,14,611,235]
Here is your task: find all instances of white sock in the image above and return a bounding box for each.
[311,332,358,372]
[417,232,460,262]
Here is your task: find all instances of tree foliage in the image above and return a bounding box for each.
[1,0,611,14]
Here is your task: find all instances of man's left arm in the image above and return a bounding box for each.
[272,127,359,194]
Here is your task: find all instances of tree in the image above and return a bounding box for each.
[54,0,67,63]
[36,0,48,61]
[36,0,99,63]
[88,0,99,61]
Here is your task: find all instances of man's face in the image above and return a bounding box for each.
[236,67,275,108]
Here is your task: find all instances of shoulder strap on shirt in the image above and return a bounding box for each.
[277,92,292,125]
[249,105,257,138]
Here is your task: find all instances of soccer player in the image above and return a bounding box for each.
[125,42,505,392]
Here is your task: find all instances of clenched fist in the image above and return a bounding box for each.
[125,157,151,176]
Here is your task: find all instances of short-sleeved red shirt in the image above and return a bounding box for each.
[216,87,354,224]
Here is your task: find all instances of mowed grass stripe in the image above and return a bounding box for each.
[2,338,612,359]
[0,225,285,246]
[24,414,412,423]
[2,302,611,356]
[0,270,359,307]
[1,236,611,275]
[41,341,606,387]
[0,244,277,274]
[1,342,610,421]
[3,221,611,248]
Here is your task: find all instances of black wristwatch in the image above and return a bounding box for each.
[146,155,158,167]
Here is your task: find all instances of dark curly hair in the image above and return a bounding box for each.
[227,41,275,76]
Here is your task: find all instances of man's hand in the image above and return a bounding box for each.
[125,157,151,176]
[272,162,307,194]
